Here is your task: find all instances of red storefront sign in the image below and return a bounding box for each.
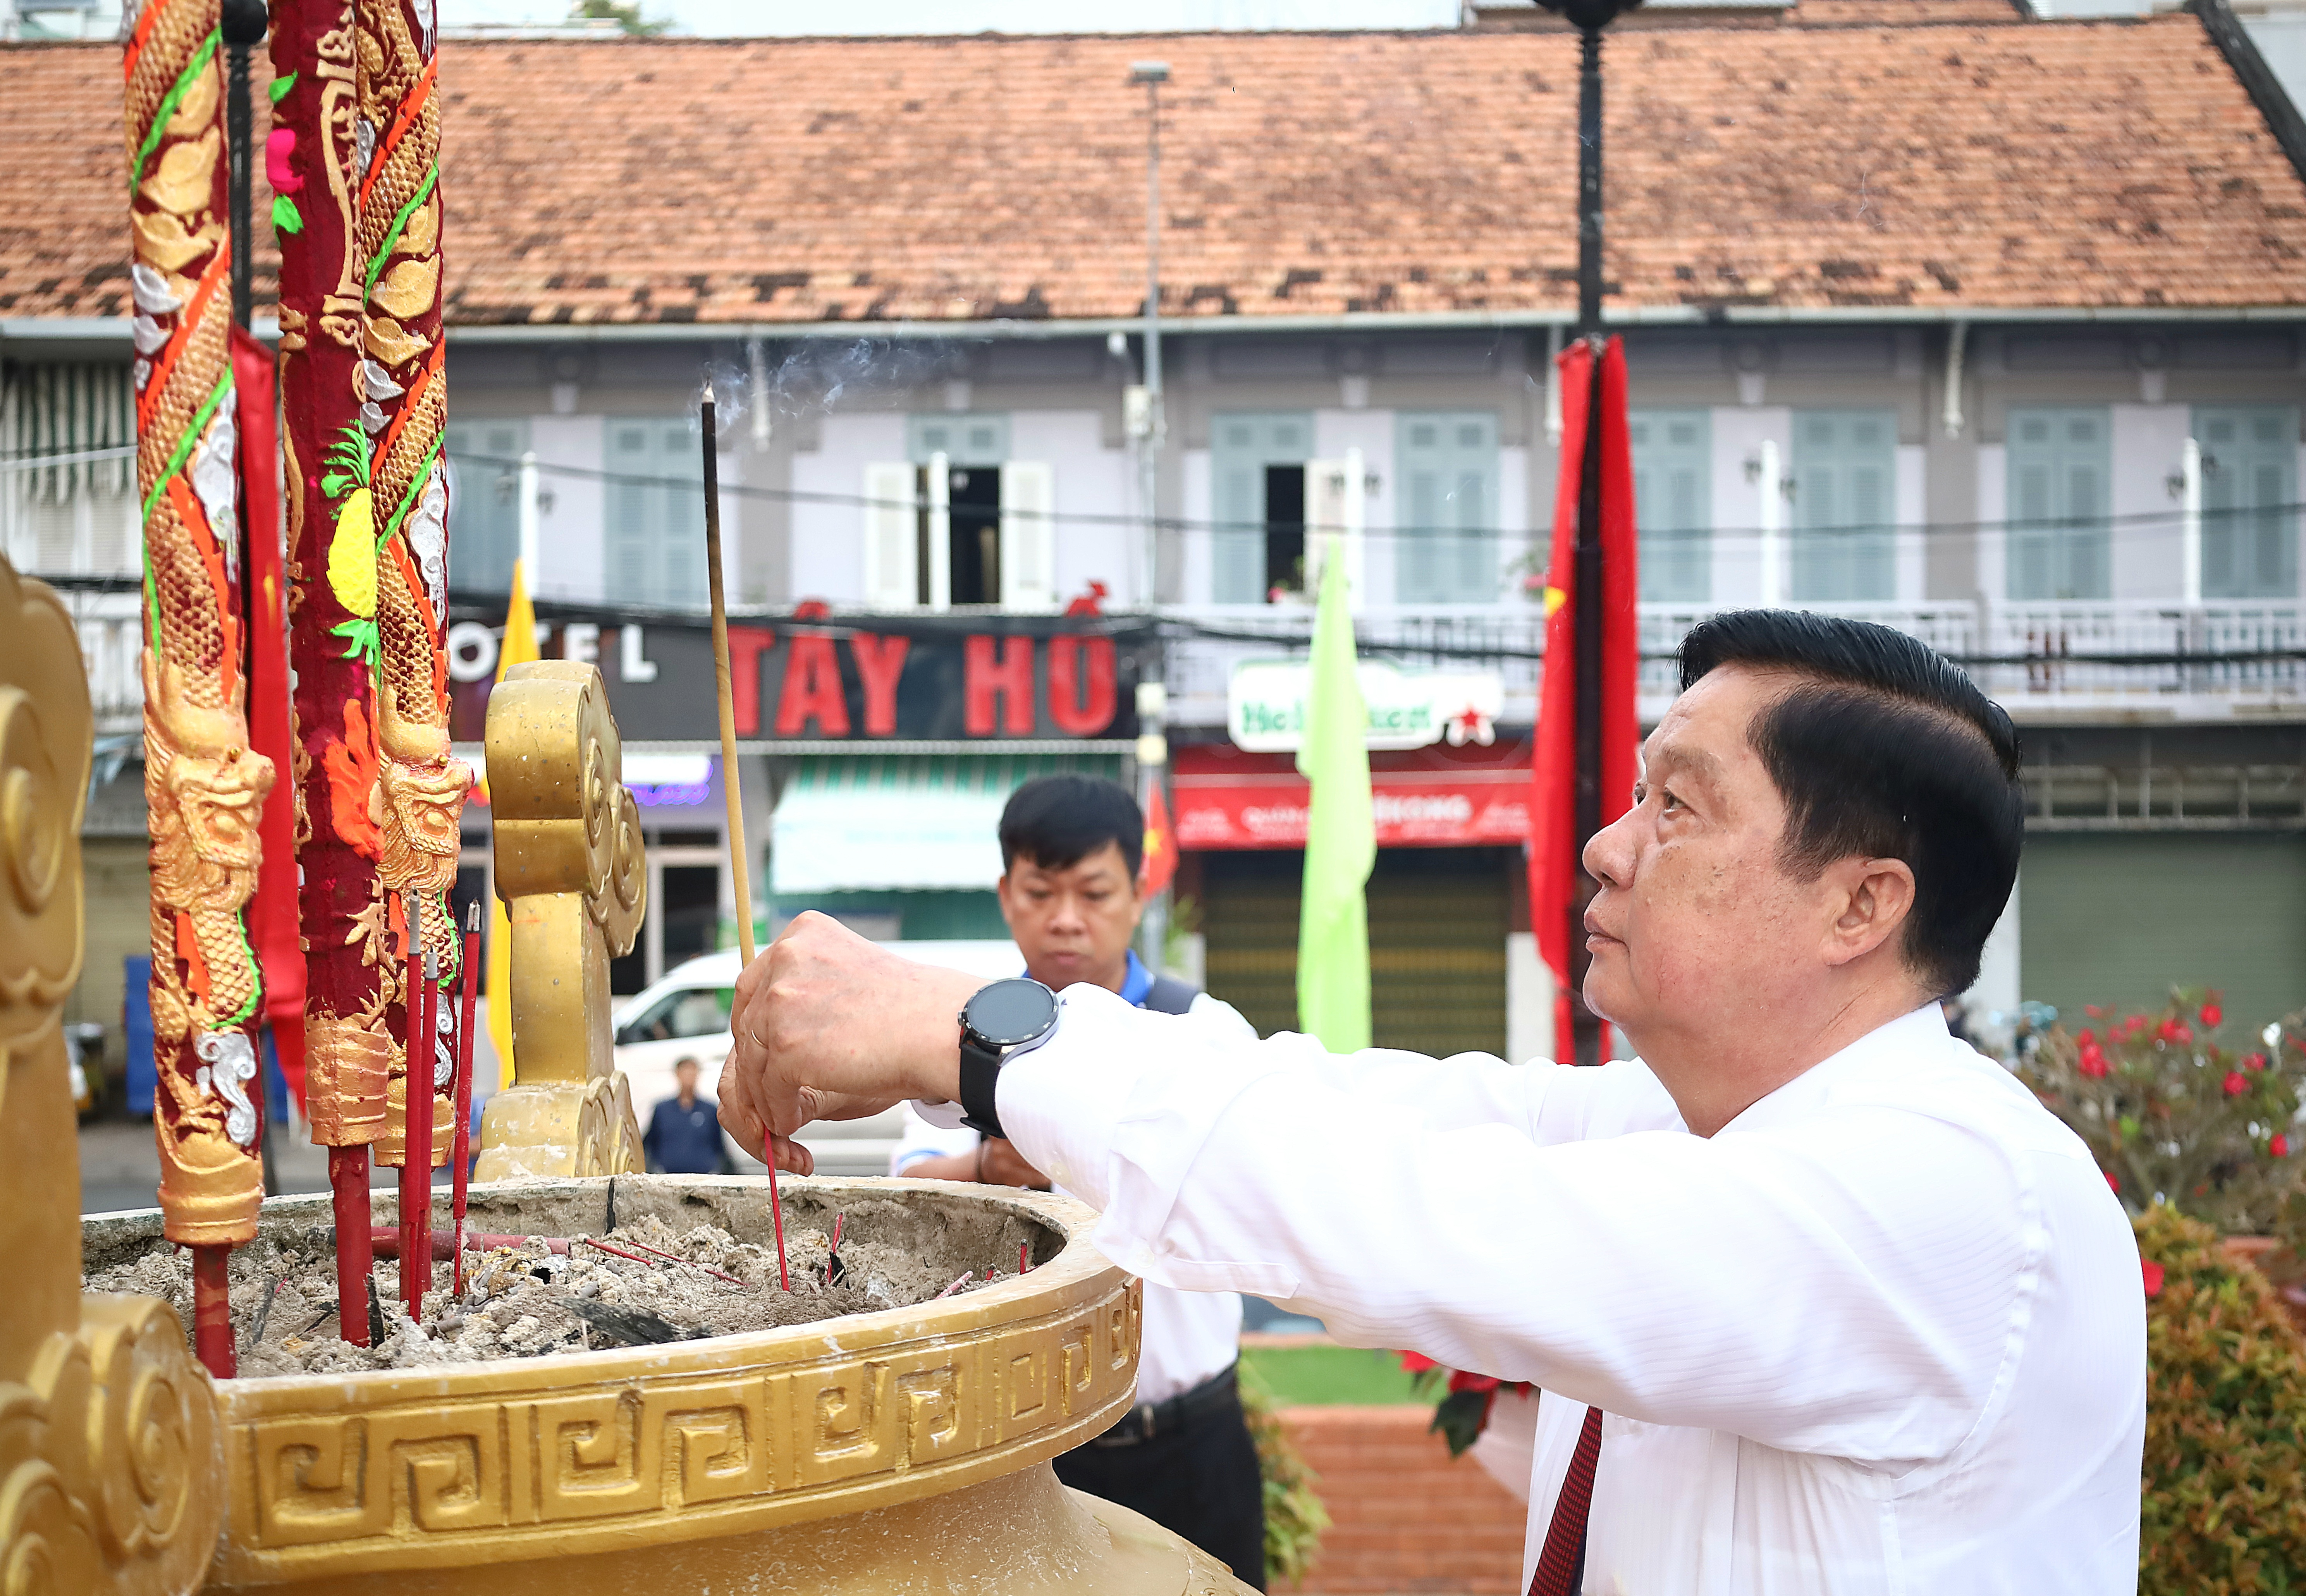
[1173,742,1533,850]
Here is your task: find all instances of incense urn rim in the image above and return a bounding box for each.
[81,1175,1143,1588]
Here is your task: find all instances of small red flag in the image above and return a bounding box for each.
[1528,337,1641,1063]
[234,325,308,1110]
[1140,779,1178,897]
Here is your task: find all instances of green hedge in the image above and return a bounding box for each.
[2140,1206,2306,1594]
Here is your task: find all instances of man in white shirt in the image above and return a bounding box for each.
[891,774,1269,1588]
[721,612,2146,1595]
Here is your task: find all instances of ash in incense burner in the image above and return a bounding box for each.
[84,1176,1051,1375]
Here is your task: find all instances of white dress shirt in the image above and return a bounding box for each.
[896,987,1258,1405]
[998,988,2146,1595]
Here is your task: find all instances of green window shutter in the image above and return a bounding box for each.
[1791,410,1897,602]
[2197,406,2299,600]
[444,418,529,596]
[1393,411,1500,602]
[605,417,706,606]
[2005,408,2110,601]
[1629,409,1711,602]
[1210,412,1314,602]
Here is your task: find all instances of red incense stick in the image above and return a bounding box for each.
[577,1235,747,1286]
[1020,1242,1030,1275]
[191,1245,234,1376]
[330,1148,372,1345]
[450,902,480,1296]
[398,911,435,1323]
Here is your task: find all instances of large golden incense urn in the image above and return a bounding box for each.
[77,1179,1254,1595]
[3,554,1253,1594]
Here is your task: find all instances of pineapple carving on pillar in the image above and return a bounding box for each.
[473,661,647,1181]
[0,558,224,1594]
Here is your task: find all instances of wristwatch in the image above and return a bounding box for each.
[957,978,1061,1140]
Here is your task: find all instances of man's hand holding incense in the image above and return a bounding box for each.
[720,911,978,1172]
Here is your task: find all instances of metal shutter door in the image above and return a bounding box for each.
[1202,847,1510,1055]
[2019,833,2306,1036]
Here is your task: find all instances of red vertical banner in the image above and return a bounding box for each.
[1528,337,1641,1063]
[1140,777,1177,897]
[234,325,307,1110]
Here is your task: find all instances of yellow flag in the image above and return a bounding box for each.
[485,560,539,1090]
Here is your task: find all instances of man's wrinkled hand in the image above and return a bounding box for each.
[717,912,980,1165]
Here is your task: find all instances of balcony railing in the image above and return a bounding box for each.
[60,587,141,737]
[1166,598,2306,724]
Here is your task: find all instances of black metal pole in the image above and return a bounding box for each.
[224,0,263,331]
[222,0,272,1187]
[1567,22,1608,1069]
[1576,24,1604,338]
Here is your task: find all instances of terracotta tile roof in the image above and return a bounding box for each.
[4,15,2302,329]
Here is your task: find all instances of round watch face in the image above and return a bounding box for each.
[965,979,1059,1048]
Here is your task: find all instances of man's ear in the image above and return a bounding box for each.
[1821,857,1917,969]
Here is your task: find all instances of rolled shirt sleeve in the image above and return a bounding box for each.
[998,984,2040,1470]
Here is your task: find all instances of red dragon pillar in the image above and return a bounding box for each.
[272,0,390,1343]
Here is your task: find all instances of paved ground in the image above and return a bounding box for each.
[79,1116,445,1215]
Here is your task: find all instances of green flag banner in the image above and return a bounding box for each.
[1295,545,1375,1051]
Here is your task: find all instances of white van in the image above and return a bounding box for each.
[611,939,1024,1176]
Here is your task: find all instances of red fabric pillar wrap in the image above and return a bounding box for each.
[273,0,389,1158]
[1527,337,1642,1064]
[234,326,307,1112]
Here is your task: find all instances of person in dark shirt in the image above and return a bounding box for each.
[643,1057,726,1175]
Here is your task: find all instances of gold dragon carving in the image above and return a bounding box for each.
[129,0,273,1246]
[357,0,467,1168]
[473,662,646,1182]
[0,558,223,1596]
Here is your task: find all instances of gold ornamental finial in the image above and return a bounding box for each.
[0,557,223,1594]
[471,660,647,1180]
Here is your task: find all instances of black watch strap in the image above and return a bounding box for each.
[958,1033,1007,1140]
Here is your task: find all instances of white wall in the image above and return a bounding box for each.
[1008,409,1135,606]
[1961,873,2022,1059]
[2110,404,2191,601]
[791,411,906,605]
[1710,405,1791,605]
[529,414,604,602]
[1314,408,1396,606]
[1976,442,2007,602]
[1895,444,1926,601]
[1505,929,1554,1066]
[1181,447,1214,603]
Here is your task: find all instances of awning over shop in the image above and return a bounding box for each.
[1173,740,1533,851]
[770,753,1123,894]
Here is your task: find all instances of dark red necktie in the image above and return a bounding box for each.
[1527,1405,1604,1596]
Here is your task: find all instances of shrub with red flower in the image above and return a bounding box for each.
[1396,1352,1534,1455]
[2017,987,2306,1236]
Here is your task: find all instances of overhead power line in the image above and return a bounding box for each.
[445,450,2304,547]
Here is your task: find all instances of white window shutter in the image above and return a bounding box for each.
[1302,457,1358,604]
[862,462,919,608]
[999,460,1058,610]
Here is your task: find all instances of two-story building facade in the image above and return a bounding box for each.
[7,0,2306,1063]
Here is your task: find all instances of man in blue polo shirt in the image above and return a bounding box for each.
[891,774,1267,1589]
[643,1057,726,1175]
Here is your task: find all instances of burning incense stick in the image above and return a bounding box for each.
[700,386,790,1293]
[451,902,480,1296]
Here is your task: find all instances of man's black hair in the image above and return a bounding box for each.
[999,774,1144,880]
[1678,610,2024,997]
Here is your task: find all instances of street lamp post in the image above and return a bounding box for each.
[1537,0,1640,1069]
[1128,60,1169,609]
